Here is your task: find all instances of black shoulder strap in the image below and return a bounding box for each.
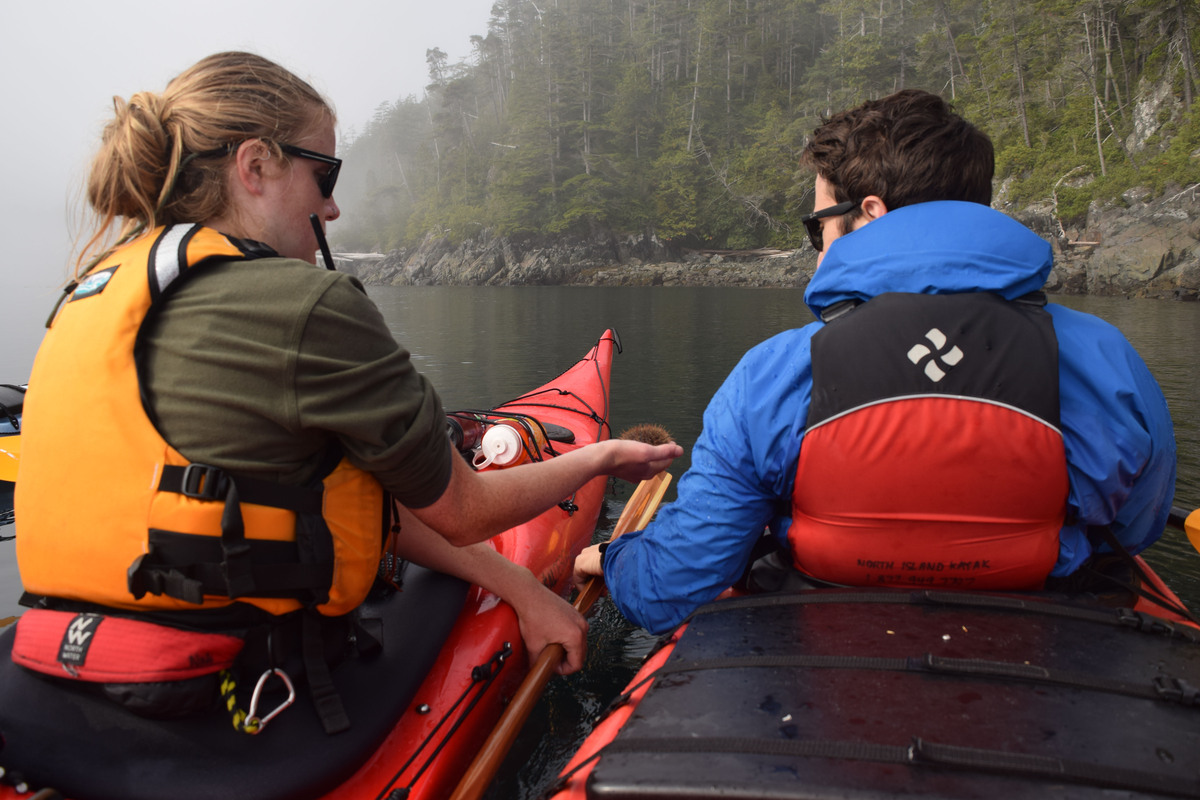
[127,464,332,604]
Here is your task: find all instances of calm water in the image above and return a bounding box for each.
[1,285,1199,797]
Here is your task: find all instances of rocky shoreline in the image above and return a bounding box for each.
[336,186,1200,300]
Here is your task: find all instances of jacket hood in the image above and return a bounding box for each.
[803,201,1053,319]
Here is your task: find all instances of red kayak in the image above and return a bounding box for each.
[0,330,619,800]
[550,545,1200,799]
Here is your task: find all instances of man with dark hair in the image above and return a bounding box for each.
[575,89,1176,635]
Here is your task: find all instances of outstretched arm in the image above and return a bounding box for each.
[410,438,681,547]
[389,502,590,674]
[576,330,817,634]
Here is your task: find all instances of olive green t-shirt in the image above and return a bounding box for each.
[140,256,452,508]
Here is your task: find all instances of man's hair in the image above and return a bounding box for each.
[800,89,994,216]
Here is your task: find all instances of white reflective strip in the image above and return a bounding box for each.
[152,224,196,293]
[805,394,1064,436]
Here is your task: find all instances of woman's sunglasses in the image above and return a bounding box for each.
[278,143,341,199]
[194,141,342,198]
[800,198,862,253]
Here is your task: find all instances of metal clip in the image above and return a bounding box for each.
[246,668,296,733]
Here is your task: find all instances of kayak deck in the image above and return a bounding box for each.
[561,582,1200,800]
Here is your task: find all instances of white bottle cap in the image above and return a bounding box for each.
[472,425,525,469]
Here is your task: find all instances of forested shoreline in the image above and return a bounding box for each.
[335,182,1199,299]
[331,0,1200,264]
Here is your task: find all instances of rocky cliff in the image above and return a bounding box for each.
[336,230,814,289]
[1033,185,1200,300]
[339,185,1200,299]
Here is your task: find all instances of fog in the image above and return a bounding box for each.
[0,0,495,382]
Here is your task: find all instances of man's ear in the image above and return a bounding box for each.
[232,138,273,197]
[861,195,889,221]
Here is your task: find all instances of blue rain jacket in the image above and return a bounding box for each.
[605,201,1176,634]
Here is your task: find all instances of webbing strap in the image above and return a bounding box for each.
[139,464,330,604]
[599,736,1200,798]
[219,480,254,597]
[127,531,330,602]
[302,611,350,735]
[653,653,1200,707]
[159,464,323,513]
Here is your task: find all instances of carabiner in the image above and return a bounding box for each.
[246,668,296,733]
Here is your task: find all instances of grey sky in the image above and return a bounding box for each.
[1,0,495,380]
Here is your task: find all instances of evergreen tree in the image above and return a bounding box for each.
[331,0,1200,254]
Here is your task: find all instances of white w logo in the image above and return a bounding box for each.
[906,328,964,383]
[67,616,97,646]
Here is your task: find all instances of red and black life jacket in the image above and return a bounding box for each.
[789,291,1068,590]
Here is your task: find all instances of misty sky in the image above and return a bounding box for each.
[1,0,495,380]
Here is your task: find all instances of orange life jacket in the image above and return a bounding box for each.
[790,292,1067,590]
[16,225,384,617]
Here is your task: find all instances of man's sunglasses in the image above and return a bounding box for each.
[800,198,862,253]
[194,141,341,198]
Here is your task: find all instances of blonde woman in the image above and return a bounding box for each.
[15,51,679,724]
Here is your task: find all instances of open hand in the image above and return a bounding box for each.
[603,440,682,483]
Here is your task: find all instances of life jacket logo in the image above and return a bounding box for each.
[58,613,103,669]
[71,266,118,301]
[906,328,964,383]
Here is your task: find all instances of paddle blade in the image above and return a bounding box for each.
[633,473,671,532]
[0,435,19,482]
[612,472,671,539]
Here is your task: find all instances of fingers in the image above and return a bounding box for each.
[573,543,604,589]
[607,441,683,482]
[544,607,588,675]
[515,586,589,676]
[557,624,588,675]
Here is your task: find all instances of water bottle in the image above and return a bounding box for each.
[471,418,547,470]
[446,414,487,452]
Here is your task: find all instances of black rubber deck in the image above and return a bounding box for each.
[588,588,1200,799]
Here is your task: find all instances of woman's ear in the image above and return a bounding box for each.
[232,138,274,198]
[861,194,889,221]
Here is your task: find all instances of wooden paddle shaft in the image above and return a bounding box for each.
[449,472,671,800]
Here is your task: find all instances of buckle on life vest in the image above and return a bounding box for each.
[179,463,229,501]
